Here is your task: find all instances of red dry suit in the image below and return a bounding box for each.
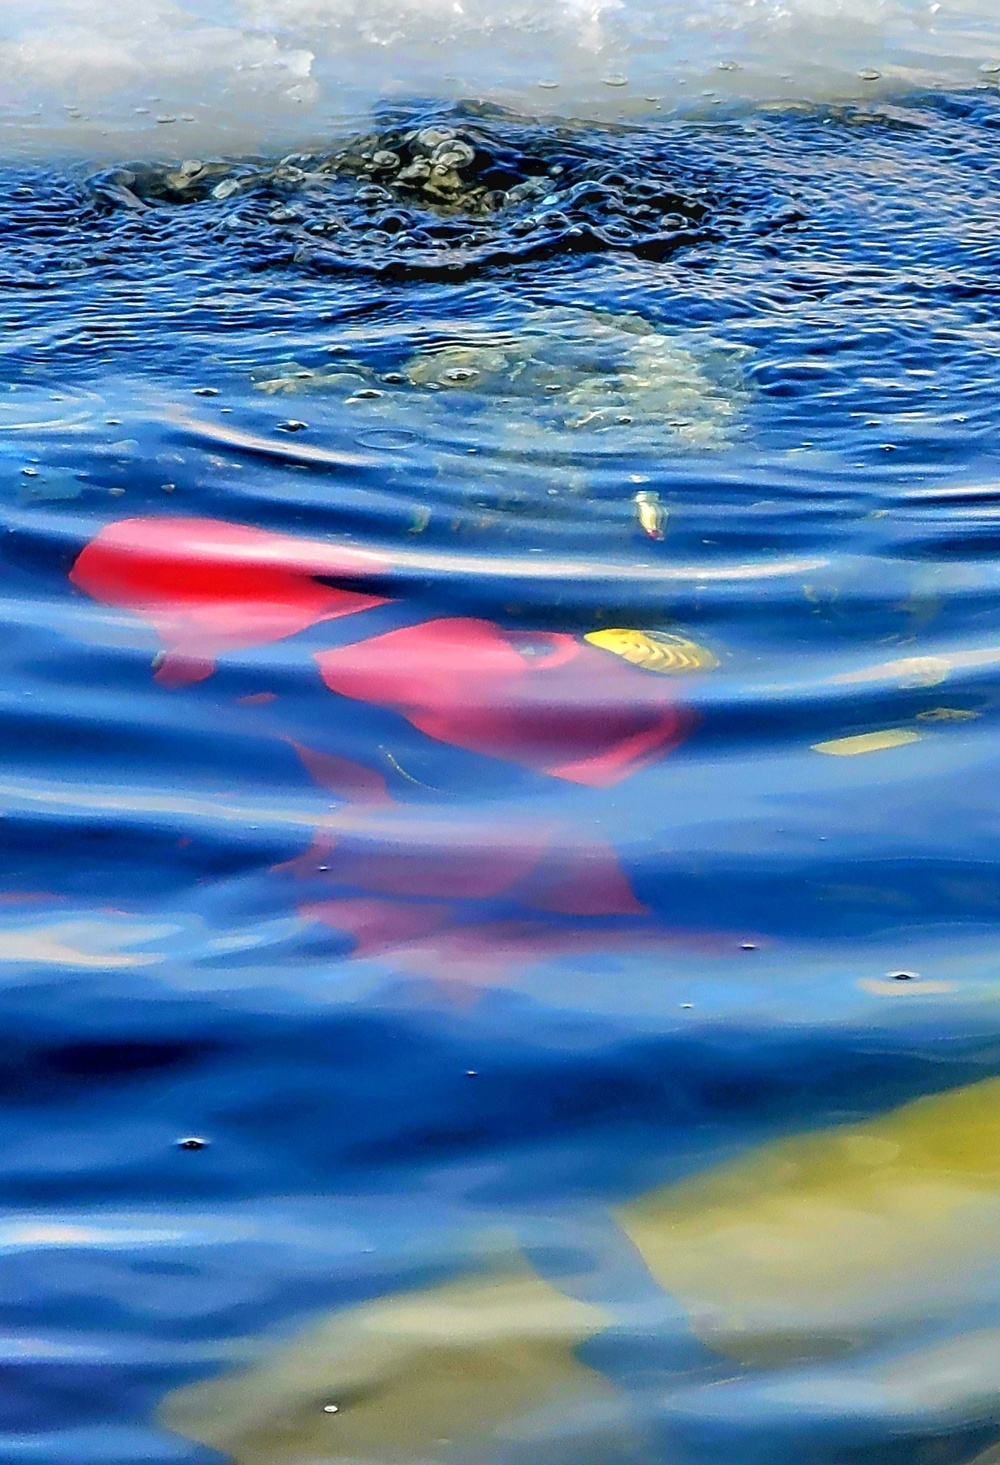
[71,515,695,785]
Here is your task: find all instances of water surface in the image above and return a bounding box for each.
[3,55,1000,1465]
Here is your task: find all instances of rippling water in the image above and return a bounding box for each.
[8,33,1000,1465]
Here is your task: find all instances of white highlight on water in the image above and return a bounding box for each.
[1,0,1000,155]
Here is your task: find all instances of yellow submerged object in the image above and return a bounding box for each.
[831,645,1000,689]
[633,490,667,539]
[617,1075,1000,1368]
[160,1258,614,1465]
[585,628,719,674]
[812,728,920,756]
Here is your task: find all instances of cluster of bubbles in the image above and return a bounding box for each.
[84,104,788,279]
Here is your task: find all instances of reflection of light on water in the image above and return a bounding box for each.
[0,383,101,434]
[0,916,171,967]
[0,1221,186,1249]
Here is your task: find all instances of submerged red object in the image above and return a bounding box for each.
[70,517,698,785]
[70,517,389,686]
[278,820,647,914]
[289,823,655,982]
[298,898,737,991]
[315,617,696,786]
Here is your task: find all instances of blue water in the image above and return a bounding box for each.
[5,90,1000,1465]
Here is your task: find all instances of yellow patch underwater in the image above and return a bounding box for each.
[633,490,668,540]
[584,628,719,674]
[160,1257,614,1464]
[812,728,921,756]
[616,1076,1000,1367]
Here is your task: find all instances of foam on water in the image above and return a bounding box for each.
[5,0,1000,156]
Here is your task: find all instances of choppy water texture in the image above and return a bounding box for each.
[8,83,1000,1465]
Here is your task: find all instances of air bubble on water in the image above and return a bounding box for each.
[357,428,418,450]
